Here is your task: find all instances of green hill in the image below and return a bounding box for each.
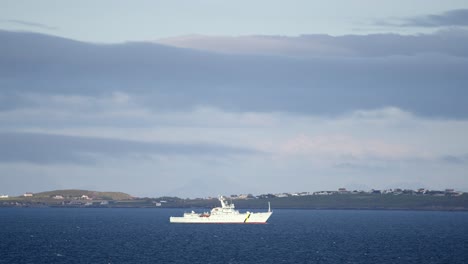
[152,193,468,211]
[33,189,133,200]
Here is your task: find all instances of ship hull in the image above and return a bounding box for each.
[170,212,272,224]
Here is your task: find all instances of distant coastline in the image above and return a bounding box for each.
[1,189,467,211]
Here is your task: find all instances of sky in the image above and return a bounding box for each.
[1,0,468,42]
[1,1,468,197]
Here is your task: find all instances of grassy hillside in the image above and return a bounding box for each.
[155,194,468,211]
[233,194,468,210]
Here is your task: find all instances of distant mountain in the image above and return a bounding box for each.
[33,189,133,200]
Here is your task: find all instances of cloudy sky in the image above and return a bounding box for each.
[1,1,468,197]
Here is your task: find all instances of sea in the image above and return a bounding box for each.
[0,208,467,263]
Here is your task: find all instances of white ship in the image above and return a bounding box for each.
[169,196,272,224]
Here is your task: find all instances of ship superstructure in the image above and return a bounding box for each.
[169,196,272,224]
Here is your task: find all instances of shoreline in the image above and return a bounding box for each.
[1,206,468,212]
[2,192,467,211]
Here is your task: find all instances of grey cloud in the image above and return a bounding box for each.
[440,154,468,164]
[155,30,468,57]
[333,162,385,170]
[400,9,468,28]
[375,9,468,28]
[0,132,257,164]
[1,19,58,30]
[1,30,468,118]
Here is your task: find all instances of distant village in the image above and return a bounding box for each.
[217,187,465,200]
[0,192,111,207]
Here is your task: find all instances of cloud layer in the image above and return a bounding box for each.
[0,132,256,164]
[0,19,58,30]
[399,9,468,27]
[155,30,468,57]
[1,30,468,118]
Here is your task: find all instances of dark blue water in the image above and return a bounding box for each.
[1,209,467,263]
